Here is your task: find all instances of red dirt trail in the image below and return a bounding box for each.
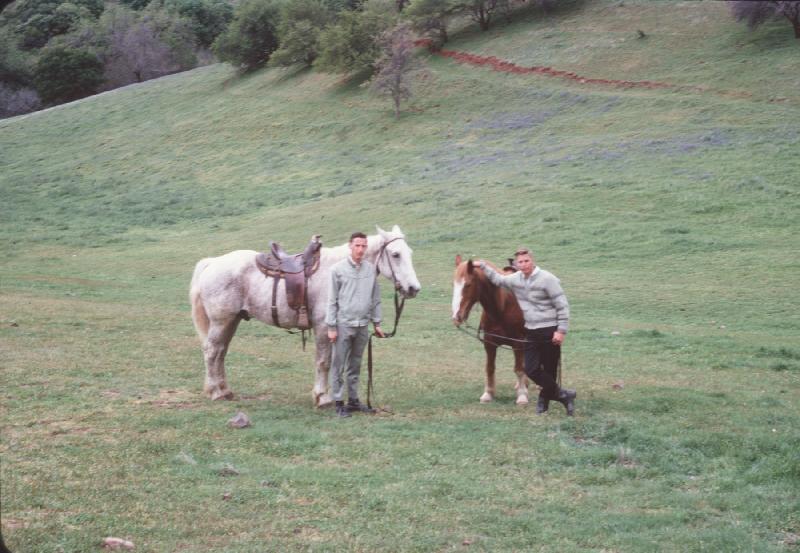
[415,39,768,100]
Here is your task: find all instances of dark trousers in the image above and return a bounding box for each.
[523,326,561,400]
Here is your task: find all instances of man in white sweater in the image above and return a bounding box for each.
[480,248,576,415]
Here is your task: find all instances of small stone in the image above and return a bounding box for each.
[102,537,135,550]
[228,411,251,428]
[612,381,624,390]
[222,491,232,500]
[218,463,240,477]
[719,325,726,329]
[611,331,620,336]
[462,539,473,546]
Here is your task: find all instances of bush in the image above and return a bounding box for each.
[162,0,234,48]
[0,34,33,88]
[96,4,198,88]
[33,47,104,105]
[1,0,104,49]
[212,0,281,71]
[0,84,41,118]
[270,0,334,67]
[315,0,398,74]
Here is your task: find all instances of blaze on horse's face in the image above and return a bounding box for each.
[452,256,480,326]
[376,225,421,299]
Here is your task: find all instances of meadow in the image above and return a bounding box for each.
[1,1,799,551]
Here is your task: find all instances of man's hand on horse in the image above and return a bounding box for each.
[552,331,565,346]
[373,325,386,338]
[328,329,337,343]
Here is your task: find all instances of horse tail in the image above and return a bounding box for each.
[190,258,212,340]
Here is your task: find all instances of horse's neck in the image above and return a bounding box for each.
[478,278,509,323]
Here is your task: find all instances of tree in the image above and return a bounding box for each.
[457,0,509,31]
[33,46,104,104]
[0,33,32,88]
[729,1,800,39]
[405,0,458,48]
[270,0,333,67]
[3,0,103,49]
[159,0,234,48]
[212,0,281,71]
[370,22,424,117]
[96,4,198,88]
[315,0,398,73]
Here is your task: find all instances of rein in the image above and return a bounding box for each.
[454,319,563,387]
[366,237,409,411]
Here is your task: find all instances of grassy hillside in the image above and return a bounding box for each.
[1,1,798,551]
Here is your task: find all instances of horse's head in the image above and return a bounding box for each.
[452,255,484,326]
[375,225,421,299]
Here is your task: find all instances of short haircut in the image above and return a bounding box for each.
[514,248,532,258]
[350,232,367,242]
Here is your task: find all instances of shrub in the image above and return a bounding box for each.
[162,0,234,48]
[212,0,281,71]
[33,47,104,105]
[270,0,334,67]
[315,0,398,74]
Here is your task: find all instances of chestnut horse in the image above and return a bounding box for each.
[451,256,529,405]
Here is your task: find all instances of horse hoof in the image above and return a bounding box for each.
[479,393,493,403]
[211,389,234,400]
[316,394,334,409]
[516,397,530,406]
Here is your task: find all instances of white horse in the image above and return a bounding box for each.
[189,225,421,406]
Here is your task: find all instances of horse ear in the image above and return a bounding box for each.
[467,259,474,273]
[376,225,388,238]
[391,224,402,235]
[455,254,462,266]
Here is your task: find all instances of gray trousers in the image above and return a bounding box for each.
[330,325,370,403]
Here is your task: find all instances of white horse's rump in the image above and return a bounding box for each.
[189,226,421,405]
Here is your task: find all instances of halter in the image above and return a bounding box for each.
[375,237,405,290]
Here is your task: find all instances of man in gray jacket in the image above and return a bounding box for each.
[480,248,576,415]
[326,232,385,418]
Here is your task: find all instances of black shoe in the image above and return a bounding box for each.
[536,395,549,414]
[347,399,376,414]
[556,389,576,416]
[335,401,351,418]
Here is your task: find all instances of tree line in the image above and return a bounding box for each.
[1,0,234,116]
[1,0,797,118]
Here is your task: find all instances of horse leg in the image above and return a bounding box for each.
[481,344,497,403]
[202,315,241,400]
[312,330,334,408]
[513,348,529,405]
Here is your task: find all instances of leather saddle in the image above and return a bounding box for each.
[255,235,322,328]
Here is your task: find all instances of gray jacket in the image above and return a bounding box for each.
[325,257,382,328]
[480,263,569,333]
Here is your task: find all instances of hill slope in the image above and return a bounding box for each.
[1,1,799,551]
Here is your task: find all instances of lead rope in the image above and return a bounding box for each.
[455,320,565,392]
[366,239,406,412]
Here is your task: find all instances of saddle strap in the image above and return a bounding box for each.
[271,275,280,327]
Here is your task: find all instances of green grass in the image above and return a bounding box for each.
[2,1,799,551]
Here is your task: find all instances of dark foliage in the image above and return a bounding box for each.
[161,0,233,48]
[315,0,398,73]
[271,0,334,66]
[213,0,281,71]
[2,0,104,49]
[33,47,104,105]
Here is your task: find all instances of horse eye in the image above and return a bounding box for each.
[392,252,400,258]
